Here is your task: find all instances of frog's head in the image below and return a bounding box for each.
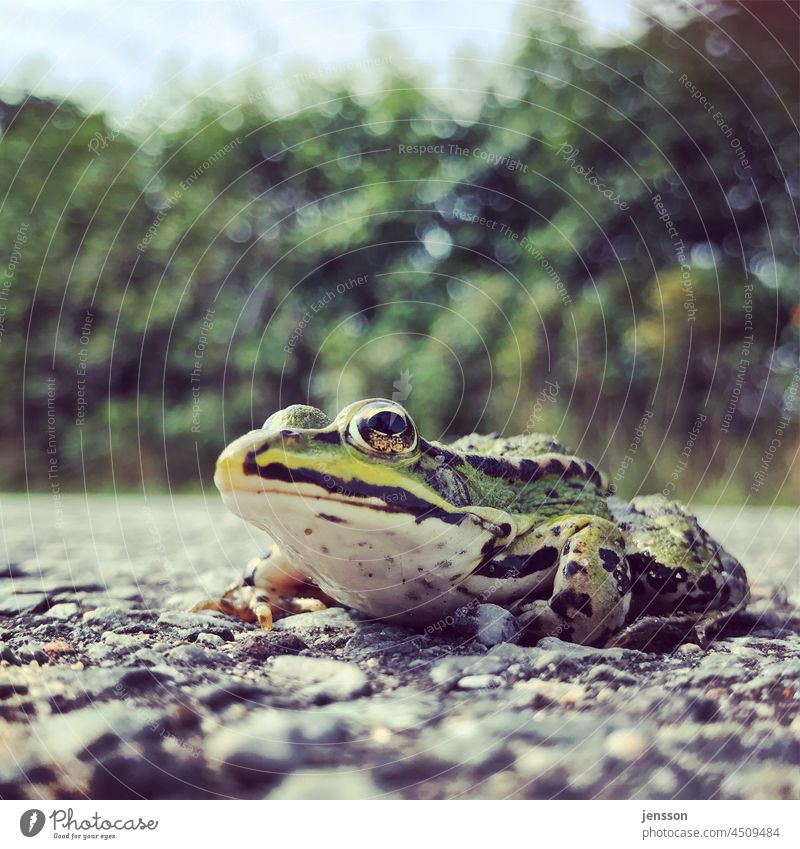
[215,398,466,528]
[214,399,517,619]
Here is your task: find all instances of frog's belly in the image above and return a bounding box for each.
[221,485,498,624]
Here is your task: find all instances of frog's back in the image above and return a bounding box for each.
[444,431,611,519]
[447,431,570,459]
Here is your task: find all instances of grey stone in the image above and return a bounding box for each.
[272,608,359,649]
[42,602,81,619]
[270,655,369,703]
[86,645,117,663]
[0,592,48,615]
[457,674,504,690]
[131,648,164,667]
[454,603,519,647]
[425,723,509,769]
[207,708,351,777]
[429,655,505,686]
[102,631,147,647]
[487,642,539,664]
[268,768,390,800]
[584,664,638,686]
[272,607,358,631]
[0,641,21,664]
[167,644,229,667]
[157,611,238,639]
[688,654,749,684]
[29,704,163,762]
[16,642,49,664]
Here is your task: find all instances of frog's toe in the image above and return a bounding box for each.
[252,601,274,631]
[607,600,748,651]
[516,600,569,644]
[191,580,258,625]
[606,613,700,650]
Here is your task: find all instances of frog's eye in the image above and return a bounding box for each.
[348,401,418,456]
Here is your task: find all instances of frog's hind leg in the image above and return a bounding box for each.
[608,496,750,649]
[516,516,631,647]
[192,544,335,630]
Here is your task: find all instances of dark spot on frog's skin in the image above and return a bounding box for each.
[697,574,718,595]
[564,560,585,578]
[541,459,564,476]
[313,431,341,445]
[550,589,593,619]
[407,591,421,602]
[567,460,584,478]
[321,545,329,554]
[465,454,511,478]
[545,488,560,498]
[435,560,452,570]
[318,513,346,524]
[583,461,604,488]
[599,548,621,571]
[420,578,436,590]
[474,545,559,579]
[525,546,560,573]
[550,525,561,537]
[626,552,653,578]
[367,573,373,578]
[304,528,312,535]
[517,460,541,481]
[243,570,256,587]
[417,566,425,572]
[436,542,446,549]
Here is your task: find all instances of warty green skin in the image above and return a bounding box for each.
[208,399,750,647]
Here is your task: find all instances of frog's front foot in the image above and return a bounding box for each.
[192,546,332,631]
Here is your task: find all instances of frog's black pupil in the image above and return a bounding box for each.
[367,410,407,435]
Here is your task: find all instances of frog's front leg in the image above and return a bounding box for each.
[192,544,335,630]
[515,516,631,646]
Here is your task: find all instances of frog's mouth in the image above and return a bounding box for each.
[217,453,468,527]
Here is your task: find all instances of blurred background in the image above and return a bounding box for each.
[0,0,797,503]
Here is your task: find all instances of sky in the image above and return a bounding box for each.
[0,0,643,117]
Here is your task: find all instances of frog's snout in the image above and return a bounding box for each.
[214,431,265,493]
[214,429,307,493]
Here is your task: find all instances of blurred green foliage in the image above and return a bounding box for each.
[0,0,797,502]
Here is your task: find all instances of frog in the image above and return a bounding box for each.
[195,398,750,648]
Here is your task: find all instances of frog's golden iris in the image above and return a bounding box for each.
[349,400,419,456]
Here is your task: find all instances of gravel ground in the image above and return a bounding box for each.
[1,495,798,800]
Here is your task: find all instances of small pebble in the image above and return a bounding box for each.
[457,674,504,690]
[605,729,650,761]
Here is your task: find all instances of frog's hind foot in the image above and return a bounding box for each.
[191,545,333,631]
[606,596,750,651]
